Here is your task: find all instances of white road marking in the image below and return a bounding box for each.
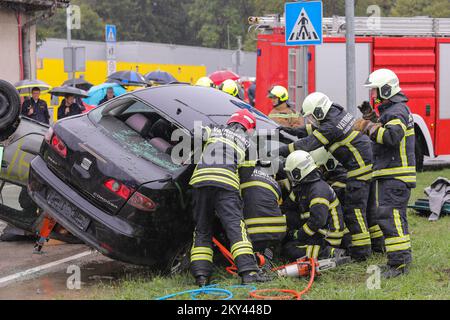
[0,250,94,287]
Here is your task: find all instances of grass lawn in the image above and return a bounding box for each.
[100,169,450,300]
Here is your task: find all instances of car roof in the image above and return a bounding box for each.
[132,85,278,131]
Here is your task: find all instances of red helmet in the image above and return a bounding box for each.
[227,109,257,132]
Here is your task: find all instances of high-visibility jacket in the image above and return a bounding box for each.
[241,168,287,243]
[269,103,303,128]
[285,104,373,181]
[370,93,416,188]
[290,174,346,247]
[189,126,256,191]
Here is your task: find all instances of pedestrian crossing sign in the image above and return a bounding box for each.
[285,1,323,46]
[105,25,117,43]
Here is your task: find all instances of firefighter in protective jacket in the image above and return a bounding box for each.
[268,86,303,128]
[240,164,287,260]
[282,150,346,261]
[189,109,271,286]
[278,92,373,261]
[354,68,415,278]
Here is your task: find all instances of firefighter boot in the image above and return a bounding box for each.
[195,275,210,287]
[241,270,273,285]
[381,264,409,279]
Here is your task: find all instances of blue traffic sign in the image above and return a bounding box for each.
[285,1,323,46]
[105,24,117,43]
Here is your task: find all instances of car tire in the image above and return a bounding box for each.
[0,80,21,141]
[166,242,192,275]
[415,135,424,173]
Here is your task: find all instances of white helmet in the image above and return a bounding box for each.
[284,150,318,185]
[301,92,333,122]
[364,69,401,100]
[310,147,339,172]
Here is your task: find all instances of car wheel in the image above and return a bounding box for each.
[0,80,21,141]
[167,242,191,275]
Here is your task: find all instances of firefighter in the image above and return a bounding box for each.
[278,92,373,262]
[282,150,346,261]
[354,68,415,278]
[196,77,216,88]
[268,85,303,128]
[240,162,287,263]
[309,147,352,253]
[189,109,271,286]
[219,79,243,100]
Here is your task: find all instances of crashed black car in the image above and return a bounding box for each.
[28,85,284,269]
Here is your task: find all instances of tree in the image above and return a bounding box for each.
[391,0,450,18]
[37,0,104,41]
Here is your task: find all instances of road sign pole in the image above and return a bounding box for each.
[302,45,309,105]
[66,7,73,80]
[105,25,117,76]
[346,0,357,116]
[236,36,242,75]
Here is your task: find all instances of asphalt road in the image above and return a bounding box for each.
[0,184,139,300]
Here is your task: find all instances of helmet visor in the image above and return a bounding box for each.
[305,114,319,127]
[285,168,302,185]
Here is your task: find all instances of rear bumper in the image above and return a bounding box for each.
[28,156,176,266]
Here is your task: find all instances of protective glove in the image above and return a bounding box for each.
[358,101,378,122]
[353,119,372,133]
[286,230,299,241]
[354,119,382,138]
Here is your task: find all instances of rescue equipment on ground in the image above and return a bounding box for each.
[33,214,57,254]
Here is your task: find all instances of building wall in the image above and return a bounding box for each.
[38,38,257,78]
[0,8,21,83]
[0,8,37,84]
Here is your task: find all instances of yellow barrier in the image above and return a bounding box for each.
[37,58,207,122]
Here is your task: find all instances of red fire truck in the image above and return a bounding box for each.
[250,15,450,169]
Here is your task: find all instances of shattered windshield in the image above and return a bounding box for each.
[89,101,182,173]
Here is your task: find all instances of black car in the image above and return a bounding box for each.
[28,85,284,269]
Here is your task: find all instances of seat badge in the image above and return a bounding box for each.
[81,158,93,171]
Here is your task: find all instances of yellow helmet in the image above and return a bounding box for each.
[196,77,215,88]
[268,85,289,102]
[219,79,239,97]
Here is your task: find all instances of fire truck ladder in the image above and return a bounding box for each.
[249,15,450,37]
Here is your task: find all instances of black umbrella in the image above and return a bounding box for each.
[50,86,89,98]
[14,79,52,96]
[62,78,94,91]
[145,71,178,85]
[107,71,147,86]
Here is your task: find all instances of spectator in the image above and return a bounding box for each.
[21,87,50,124]
[58,94,82,120]
[99,87,116,105]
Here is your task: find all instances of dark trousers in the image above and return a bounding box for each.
[343,180,372,260]
[367,179,412,266]
[282,234,334,261]
[190,187,257,278]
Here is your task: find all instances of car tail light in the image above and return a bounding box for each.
[128,192,157,212]
[104,179,134,200]
[47,132,67,158]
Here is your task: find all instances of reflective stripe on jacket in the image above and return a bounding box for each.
[190,126,256,191]
[287,104,373,181]
[241,168,286,242]
[371,93,416,188]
